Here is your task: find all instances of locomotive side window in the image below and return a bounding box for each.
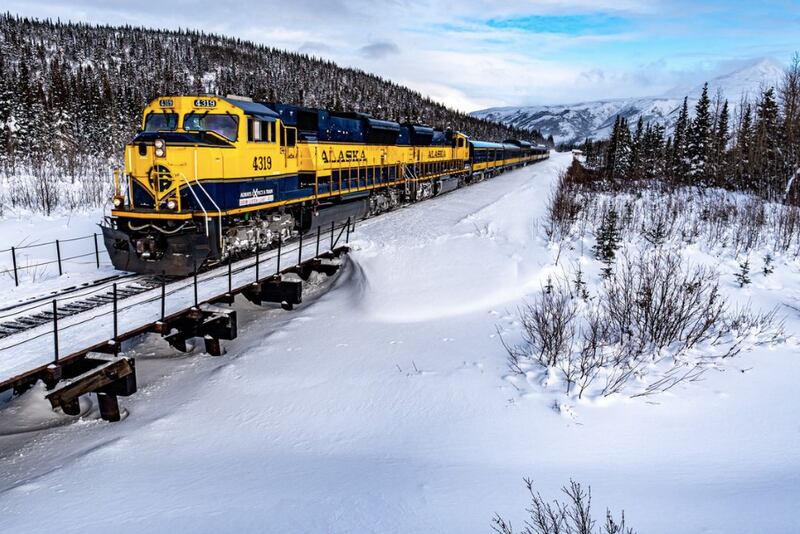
[247,119,275,142]
[282,125,297,147]
[184,113,239,141]
[144,112,178,132]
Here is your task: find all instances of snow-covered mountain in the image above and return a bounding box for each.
[472,58,785,145]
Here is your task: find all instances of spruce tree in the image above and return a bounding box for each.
[594,207,620,278]
[711,100,730,186]
[687,83,712,184]
[604,115,621,179]
[754,87,781,199]
[613,118,632,180]
[735,103,754,191]
[671,97,690,182]
[630,116,644,179]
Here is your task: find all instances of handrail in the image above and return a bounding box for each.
[179,172,211,236]
[177,171,224,247]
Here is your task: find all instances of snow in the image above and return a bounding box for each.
[0,152,799,533]
[0,208,119,302]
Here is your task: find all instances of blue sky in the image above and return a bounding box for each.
[5,0,799,110]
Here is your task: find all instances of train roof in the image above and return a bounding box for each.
[469,140,507,149]
[504,139,533,149]
[222,97,279,120]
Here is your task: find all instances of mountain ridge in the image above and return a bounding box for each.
[472,58,785,145]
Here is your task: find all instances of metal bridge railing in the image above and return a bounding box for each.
[0,218,356,387]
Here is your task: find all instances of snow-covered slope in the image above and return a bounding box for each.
[1,154,799,533]
[473,58,785,144]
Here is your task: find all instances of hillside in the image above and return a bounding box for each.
[0,14,546,214]
[473,58,785,145]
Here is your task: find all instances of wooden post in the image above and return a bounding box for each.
[204,337,222,357]
[97,393,121,422]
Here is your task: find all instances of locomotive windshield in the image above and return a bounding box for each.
[144,112,178,132]
[183,113,239,141]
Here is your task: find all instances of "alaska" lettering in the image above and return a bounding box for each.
[321,149,367,164]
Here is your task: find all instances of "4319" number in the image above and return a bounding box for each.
[252,155,272,171]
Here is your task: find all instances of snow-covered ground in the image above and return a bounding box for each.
[0,152,798,533]
[0,208,118,302]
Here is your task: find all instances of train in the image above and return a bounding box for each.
[102,95,549,275]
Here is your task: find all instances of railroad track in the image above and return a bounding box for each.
[0,275,164,339]
[0,273,140,314]
[0,233,306,340]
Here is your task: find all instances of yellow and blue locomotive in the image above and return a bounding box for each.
[102,95,548,275]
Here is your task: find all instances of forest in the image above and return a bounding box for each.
[0,14,546,214]
[580,55,800,203]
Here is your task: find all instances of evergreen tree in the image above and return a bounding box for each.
[753,87,781,199]
[594,207,620,278]
[734,102,754,191]
[613,118,632,180]
[630,116,644,179]
[687,83,712,184]
[604,115,621,179]
[710,99,730,186]
[780,54,800,202]
[670,97,690,182]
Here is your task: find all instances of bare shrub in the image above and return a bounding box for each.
[0,158,114,215]
[516,282,578,368]
[545,171,582,243]
[603,250,725,352]
[491,478,636,534]
[501,249,777,399]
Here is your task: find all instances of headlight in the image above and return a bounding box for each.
[113,196,124,208]
[166,199,177,210]
[155,147,165,157]
[154,139,165,149]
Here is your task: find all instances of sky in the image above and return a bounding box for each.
[5,0,799,111]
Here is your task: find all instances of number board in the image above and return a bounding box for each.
[159,98,174,107]
[193,98,217,108]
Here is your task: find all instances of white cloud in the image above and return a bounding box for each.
[3,0,794,111]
